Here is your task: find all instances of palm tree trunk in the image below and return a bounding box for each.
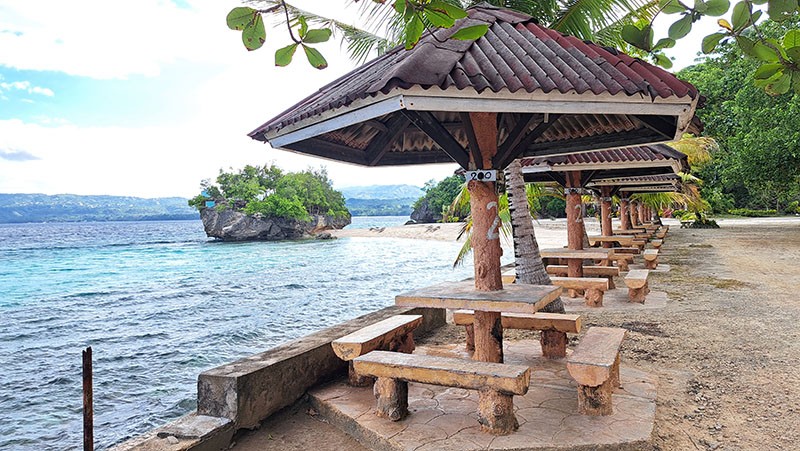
[505,160,564,314]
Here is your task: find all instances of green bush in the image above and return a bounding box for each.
[244,195,309,221]
[728,208,778,217]
[786,201,800,214]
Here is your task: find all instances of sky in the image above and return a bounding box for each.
[0,0,722,198]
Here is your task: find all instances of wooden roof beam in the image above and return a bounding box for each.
[365,115,411,166]
[402,110,470,168]
[633,115,677,140]
[459,112,483,169]
[493,114,560,169]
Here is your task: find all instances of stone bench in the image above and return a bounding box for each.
[332,315,422,385]
[550,276,610,307]
[453,310,582,358]
[567,327,627,415]
[651,239,663,249]
[642,249,659,269]
[545,264,619,289]
[624,269,650,302]
[612,247,640,255]
[353,351,530,434]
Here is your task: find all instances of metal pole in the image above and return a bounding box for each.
[83,347,93,451]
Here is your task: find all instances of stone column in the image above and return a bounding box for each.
[600,186,613,245]
[619,195,631,230]
[565,171,584,281]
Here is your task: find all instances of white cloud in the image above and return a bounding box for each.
[0,78,54,97]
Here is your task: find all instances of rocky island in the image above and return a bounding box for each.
[190,164,350,241]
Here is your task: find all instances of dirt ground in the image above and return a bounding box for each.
[234,219,800,451]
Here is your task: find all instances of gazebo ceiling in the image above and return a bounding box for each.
[249,4,702,170]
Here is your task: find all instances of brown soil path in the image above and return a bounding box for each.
[233,220,800,450]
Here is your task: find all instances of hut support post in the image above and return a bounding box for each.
[600,186,613,243]
[467,112,503,364]
[631,200,640,226]
[565,171,584,297]
[619,195,631,230]
[638,202,646,225]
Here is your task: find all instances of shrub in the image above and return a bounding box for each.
[244,195,309,221]
[728,208,778,217]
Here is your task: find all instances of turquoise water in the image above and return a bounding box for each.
[0,217,477,450]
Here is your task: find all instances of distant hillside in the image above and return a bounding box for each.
[339,185,422,216]
[0,193,199,224]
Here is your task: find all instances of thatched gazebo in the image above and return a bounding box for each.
[249,4,700,370]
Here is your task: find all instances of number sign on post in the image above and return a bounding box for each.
[465,170,497,182]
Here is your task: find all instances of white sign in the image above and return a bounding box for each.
[465,170,497,182]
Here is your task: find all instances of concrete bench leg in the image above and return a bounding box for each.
[373,377,409,421]
[477,389,518,435]
[618,260,629,271]
[584,288,604,307]
[464,324,475,352]
[644,258,658,270]
[606,276,615,290]
[350,332,416,386]
[628,282,650,303]
[540,330,567,359]
[577,379,615,416]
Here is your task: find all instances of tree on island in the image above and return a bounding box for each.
[190,164,350,221]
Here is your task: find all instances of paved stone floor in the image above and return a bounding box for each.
[310,339,657,450]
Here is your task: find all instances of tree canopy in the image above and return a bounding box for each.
[227,0,800,94]
[189,164,350,220]
[678,21,800,212]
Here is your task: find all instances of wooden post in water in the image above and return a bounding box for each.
[83,347,93,451]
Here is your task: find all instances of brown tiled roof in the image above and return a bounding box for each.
[519,143,686,169]
[252,4,698,138]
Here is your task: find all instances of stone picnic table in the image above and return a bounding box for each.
[539,247,613,265]
[395,280,562,363]
[588,235,635,247]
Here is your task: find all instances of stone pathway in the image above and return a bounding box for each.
[309,339,656,450]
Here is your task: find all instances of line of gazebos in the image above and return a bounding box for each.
[244,3,702,440]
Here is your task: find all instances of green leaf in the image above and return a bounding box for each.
[227,7,256,31]
[783,29,800,49]
[654,38,677,51]
[428,1,468,20]
[654,53,674,69]
[731,1,752,31]
[765,72,791,95]
[752,42,780,62]
[302,44,328,69]
[275,43,298,67]
[736,35,756,56]
[702,32,726,53]
[768,0,799,21]
[704,0,731,15]
[668,15,694,40]
[753,63,784,79]
[621,24,654,51]
[694,0,709,13]
[659,0,688,14]
[787,46,800,61]
[302,29,332,44]
[394,0,406,14]
[297,16,308,39]
[242,14,266,51]
[404,15,425,49]
[792,70,800,93]
[450,24,490,41]
[424,8,456,28]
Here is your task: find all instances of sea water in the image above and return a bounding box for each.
[0,218,480,450]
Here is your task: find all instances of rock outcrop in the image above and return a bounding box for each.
[410,199,441,223]
[200,208,350,241]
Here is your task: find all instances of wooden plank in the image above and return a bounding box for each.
[395,281,562,314]
[612,247,640,255]
[539,248,612,259]
[546,265,619,277]
[643,249,659,261]
[609,253,635,262]
[588,235,634,246]
[550,277,609,291]
[332,315,423,361]
[625,269,650,289]
[567,327,627,386]
[452,310,582,333]
[353,351,530,395]
[403,110,470,168]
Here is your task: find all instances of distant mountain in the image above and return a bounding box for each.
[339,185,423,216]
[0,193,199,224]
